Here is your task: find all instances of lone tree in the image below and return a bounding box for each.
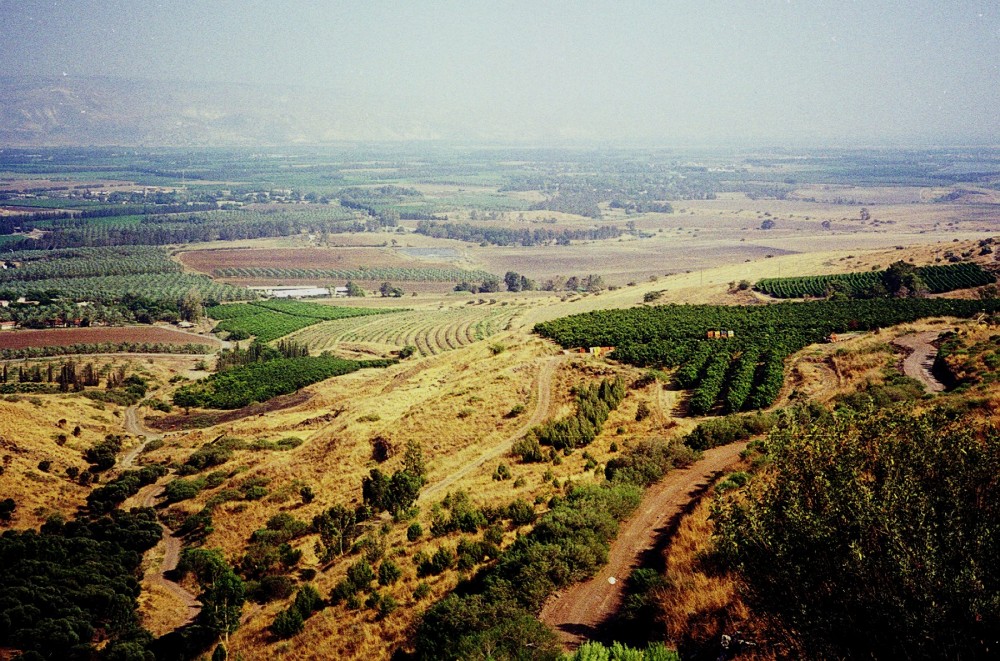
[882,260,927,297]
[180,549,246,657]
[379,282,404,298]
[178,288,205,322]
[345,280,365,297]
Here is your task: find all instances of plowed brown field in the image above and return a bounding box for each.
[0,326,219,349]
[177,247,458,274]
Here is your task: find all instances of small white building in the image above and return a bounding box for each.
[333,287,350,298]
[249,286,330,299]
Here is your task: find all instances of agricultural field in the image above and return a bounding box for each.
[207,299,401,343]
[179,246,493,285]
[3,146,1000,661]
[755,261,995,299]
[1,246,181,282]
[288,302,527,356]
[0,272,251,305]
[0,325,219,350]
[536,297,1000,414]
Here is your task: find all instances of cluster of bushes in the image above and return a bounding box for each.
[832,373,926,412]
[604,439,698,486]
[513,377,626,459]
[362,439,427,516]
[82,373,148,406]
[428,490,535,541]
[415,482,643,658]
[178,435,245,474]
[84,434,126,472]
[163,470,228,503]
[566,641,679,660]
[169,475,273,543]
[328,557,400,618]
[173,355,394,409]
[241,513,308,583]
[713,405,1000,659]
[270,584,324,639]
[415,430,703,658]
[0,509,162,658]
[682,410,779,451]
[86,465,168,514]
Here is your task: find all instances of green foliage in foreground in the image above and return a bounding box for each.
[536,297,1000,413]
[173,355,395,409]
[0,509,162,658]
[562,641,680,661]
[714,405,1000,659]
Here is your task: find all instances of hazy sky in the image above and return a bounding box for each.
[1,0,997,145]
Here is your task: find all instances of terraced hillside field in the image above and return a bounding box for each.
[288,303,527,356]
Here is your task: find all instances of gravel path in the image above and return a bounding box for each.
[892,331,945,393]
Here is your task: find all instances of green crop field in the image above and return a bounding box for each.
[207,300,401,343]
[755,262,995,299]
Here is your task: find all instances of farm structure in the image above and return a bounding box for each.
[249,286,329,299]
[562,346,615,356]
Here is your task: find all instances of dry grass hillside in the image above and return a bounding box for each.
[2,225,998,658]
[0,355,203,528]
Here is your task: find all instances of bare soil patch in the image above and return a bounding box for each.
[893,331,946,393]
[148,390,313,431]
[0,326,219,349]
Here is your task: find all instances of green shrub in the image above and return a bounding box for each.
[378,560,402,586]
[418,547,456,577]
[413,581,431,601]
[269,608,303,639]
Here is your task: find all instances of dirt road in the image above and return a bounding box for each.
[124,406,202,628]
[421,355,562,501]
[892,331,945,393]
[121,406,159,469]
[540,441,749,649]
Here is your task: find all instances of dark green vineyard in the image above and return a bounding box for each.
[755,262,994,299]
[535,298,1000,414]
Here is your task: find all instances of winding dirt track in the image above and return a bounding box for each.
[892,331,945,393]
[540,441,749,650]
[124,407,202,627]
[420,355,563,501]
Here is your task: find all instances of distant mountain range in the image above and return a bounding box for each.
[0,76,445,146]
